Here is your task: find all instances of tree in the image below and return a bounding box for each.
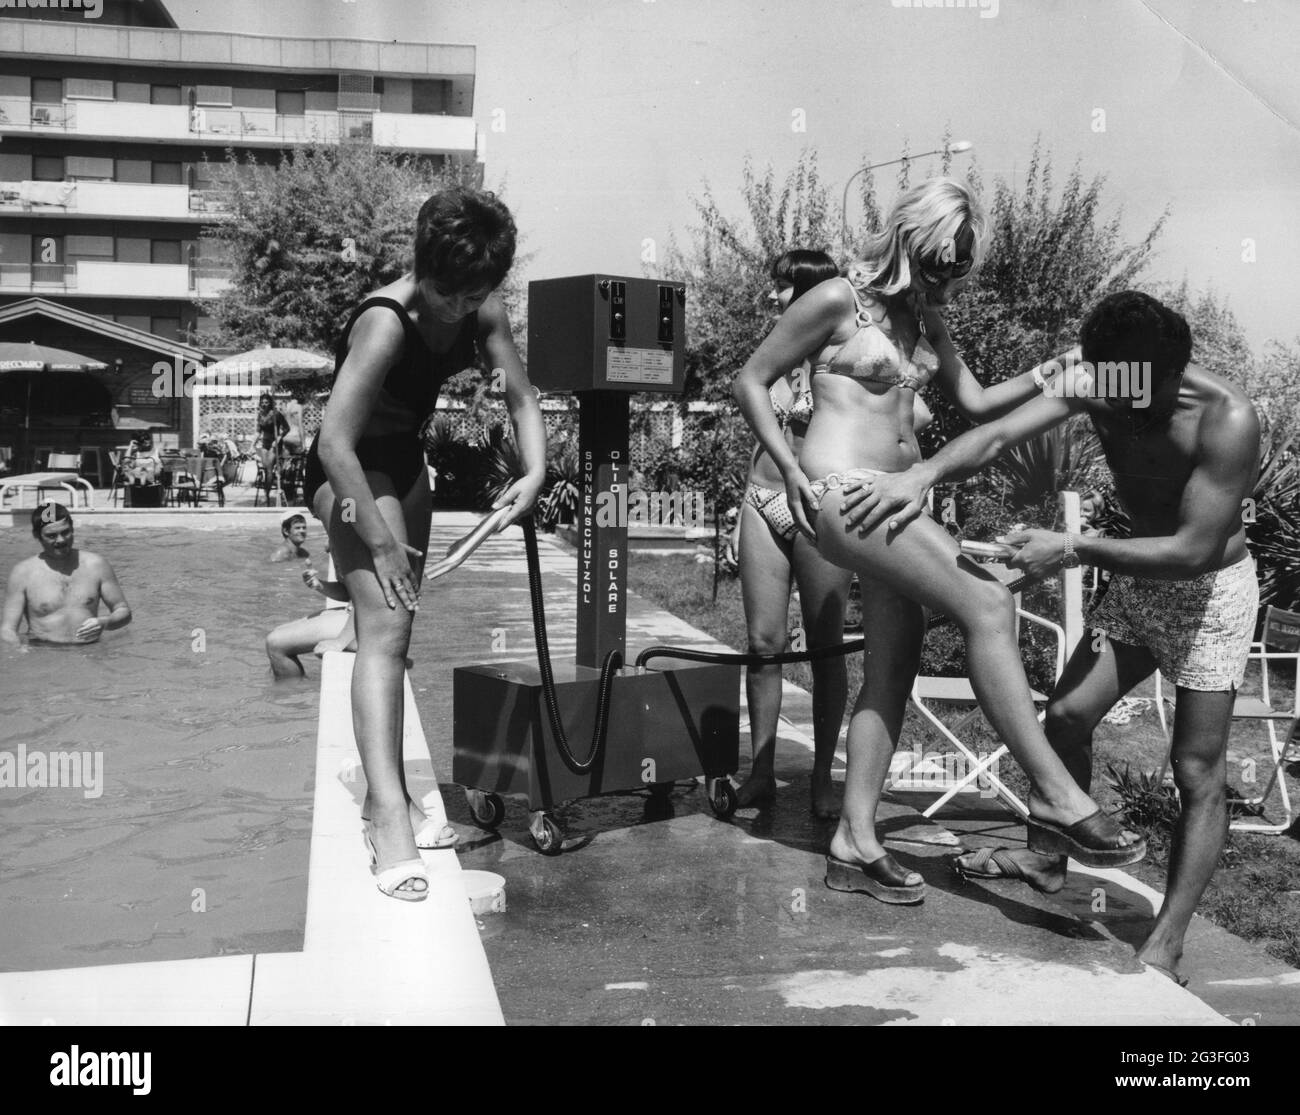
[661,139,983,403]
[196,144,527,404]
[660,149,839,402]
[1157,279,1256,387]
[923,140,1168,446]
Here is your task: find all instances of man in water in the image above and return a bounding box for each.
[265,551,353,679]
[1,503,132,646]
[841,291,1261,986]
[269,513,309,562]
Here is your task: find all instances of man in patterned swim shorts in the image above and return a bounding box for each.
[839,291,1261,987]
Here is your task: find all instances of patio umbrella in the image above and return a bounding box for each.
[0,342,110,464]
[114,416,170,431]
[196,346,332,390]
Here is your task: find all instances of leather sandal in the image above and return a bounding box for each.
[1025,809,1146,867]
[825,852,925,905]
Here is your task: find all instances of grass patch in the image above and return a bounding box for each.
[629,553,1300,970]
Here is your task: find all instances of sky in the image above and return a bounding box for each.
[166,0,1300,353]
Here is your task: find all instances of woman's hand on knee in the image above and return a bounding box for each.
[370,538,423,611]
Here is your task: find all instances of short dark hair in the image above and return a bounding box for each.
[771,249,839,303]
[281,513,306,536]
[1080,291,1192,390]
[32,502,72,536]
[413,187,517,293]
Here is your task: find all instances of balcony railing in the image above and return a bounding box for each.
[0,96,476,154]
[0,98,77,129]
[0,180,197,220]
[0,260,230,298]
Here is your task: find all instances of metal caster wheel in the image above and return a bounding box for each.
[708,776,739,820]
[528,811,564,855]
[466,789,506,829]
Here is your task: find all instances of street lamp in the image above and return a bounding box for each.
[840,141,974,254]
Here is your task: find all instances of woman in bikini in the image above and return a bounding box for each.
[734,177,1144,904]
[732,250,847,816]
[304,187,546,901]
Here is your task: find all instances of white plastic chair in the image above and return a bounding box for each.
[908,563,1066,819]
[1155,605,1298,834]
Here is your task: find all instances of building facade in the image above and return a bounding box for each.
[0,0,479,461]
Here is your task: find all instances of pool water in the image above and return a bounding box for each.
[0,523,327,973]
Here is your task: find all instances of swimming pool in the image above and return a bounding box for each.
[0,523,327,973]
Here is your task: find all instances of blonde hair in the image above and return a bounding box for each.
[848,177,989,299]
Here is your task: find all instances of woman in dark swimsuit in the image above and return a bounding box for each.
[306,187,546,900]
[255,393,289,476]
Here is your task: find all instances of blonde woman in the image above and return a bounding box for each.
[734,178,1144,904]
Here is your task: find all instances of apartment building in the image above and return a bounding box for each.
[0,0,479,456]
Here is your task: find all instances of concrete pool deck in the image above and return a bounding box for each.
[0,514,1291,1024]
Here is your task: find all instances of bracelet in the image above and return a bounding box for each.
[1031,364,1060,391]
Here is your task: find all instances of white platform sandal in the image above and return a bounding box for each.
[363,827,428,902]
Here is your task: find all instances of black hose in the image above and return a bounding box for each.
[521,511,1032,766]
[635,575,1031,669]
[523,517,622,775]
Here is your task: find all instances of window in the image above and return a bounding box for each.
[150,317,181,341]
[65,156,114,181]
[31,78,63,106]
[275,90,306,116]
[150,85,181,106]
[151,161,182,185]
[65,234,113,260]
[115,237,151,264]
[151,240,182,265]
[412,80,450,115]
[116,315,150,333]
[338,73,379,112]
[66,78,114,101]
[195,85,233,107]
[33,156,64,182]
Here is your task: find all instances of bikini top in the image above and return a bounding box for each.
[771,365,814,430]
[333,296,479,419]
[810,279,941,391]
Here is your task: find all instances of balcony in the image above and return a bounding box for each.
[0,96,478,155]
[0,180,200,221]
[0,261,230,298]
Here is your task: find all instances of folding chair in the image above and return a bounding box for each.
[46,451,81,472]
[908,564,1066,819]
[1155,605,1298,834]
[107,447,130,506]
[193,457,226,507]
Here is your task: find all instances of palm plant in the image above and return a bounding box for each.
[1247,419,1300,609]
[991,414,1107,510]
[539,440,580,528]
[476,422,521,509]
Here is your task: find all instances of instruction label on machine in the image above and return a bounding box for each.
[605,346,673,386]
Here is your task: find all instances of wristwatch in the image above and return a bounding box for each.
[1061,532,1081,569]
